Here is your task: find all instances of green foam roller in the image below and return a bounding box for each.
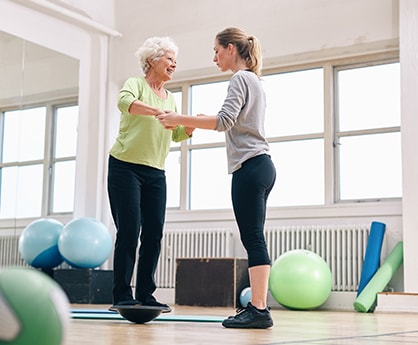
[354,241,403,313]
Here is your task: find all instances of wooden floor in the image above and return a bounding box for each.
[65,304,418,345]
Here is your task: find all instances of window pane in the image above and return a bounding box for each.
[338,63,400,131]
[190,81,228,144]
[2,107,46,162]
[165,151,180,208]
[170,91,181,148]
[190,148,231,209]
[52,161,75,213]
[264,69,324,137]
[172,90,182,113]
[0,165,43,218]
[339,133,402,200]
[268,139,324,206]
[0,167,17,218]
[55,105,78,158]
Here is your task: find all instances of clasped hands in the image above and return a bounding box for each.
[156,110,179,129]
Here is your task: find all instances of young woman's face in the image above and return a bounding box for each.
[213,40,232,72]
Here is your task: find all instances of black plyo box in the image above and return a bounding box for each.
[53,269,112,304]
[175,258,249,308]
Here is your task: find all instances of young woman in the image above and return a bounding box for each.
[157,27,276,328]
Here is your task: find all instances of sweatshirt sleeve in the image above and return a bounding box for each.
[215,73,247,132]
[172,126,192,142]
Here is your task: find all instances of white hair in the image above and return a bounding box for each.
[134,36,178,74]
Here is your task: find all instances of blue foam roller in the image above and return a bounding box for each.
[357,221,386,296]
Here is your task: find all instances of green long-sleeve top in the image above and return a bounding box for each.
[109,76,190,170]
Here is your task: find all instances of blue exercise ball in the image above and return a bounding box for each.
[18,218,64,268]
[269,249,332,310]
[58,217,112,269]
[240,287,252,307]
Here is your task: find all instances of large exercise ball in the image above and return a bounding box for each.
[58,217,112,269]
[18,218,64,268]
[269,249,332,310]
[0,267,70,345]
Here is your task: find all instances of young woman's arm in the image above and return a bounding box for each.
[157,112,217,130]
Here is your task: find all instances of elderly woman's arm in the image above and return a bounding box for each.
[128,99,163,116]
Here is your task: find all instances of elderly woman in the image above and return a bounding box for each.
[108,36,193,310]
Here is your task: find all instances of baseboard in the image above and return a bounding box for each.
[155,289,358,311]
[267,291,357,311]
[158,289,418,313]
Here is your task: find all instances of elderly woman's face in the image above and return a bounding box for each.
[150,50,177,81]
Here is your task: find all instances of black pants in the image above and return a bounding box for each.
[232,154,276,267]
[107,155,166,304]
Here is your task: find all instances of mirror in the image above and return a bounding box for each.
[0,31,79,106]
[0,31,79,219]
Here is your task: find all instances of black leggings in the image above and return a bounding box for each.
[107,155,166,304]
[232,154,276,267]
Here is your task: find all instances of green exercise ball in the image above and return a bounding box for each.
[269,249,332,310]
[0,267,70,345]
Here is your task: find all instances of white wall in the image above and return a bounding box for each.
[110,0,399,82]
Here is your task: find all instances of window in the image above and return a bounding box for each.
[335,62,401,201]
[165,150,181,208]
[0,107,46,218]
[167,82,233,210]
[190,147,231,209]
[51,104,78,213]
[164,57,401,211]
[189,81,230,209]
[264,69,324,137]
[166,90,182,208]
[0,102,78,218]
[263,69,325,207]
[190,81,228,144]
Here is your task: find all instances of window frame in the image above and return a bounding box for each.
[333,58,401,203]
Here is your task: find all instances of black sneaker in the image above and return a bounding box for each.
[222,302,273,329]
[139,296,171,312]
[109,299,140,311]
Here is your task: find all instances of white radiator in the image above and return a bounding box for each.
[0,229,234,287]
[0,235,27,268]
[264,224,370,292]
[1,225,369,293]
[155,228,234,288]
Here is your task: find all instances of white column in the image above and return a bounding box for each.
[400,0,418,292]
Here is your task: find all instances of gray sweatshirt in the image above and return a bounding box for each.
[215,70,270,174]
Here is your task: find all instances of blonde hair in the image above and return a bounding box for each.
[135,36,178,74]
[215,27,262,77]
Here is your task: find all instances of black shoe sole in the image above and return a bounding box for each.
[222,320,273,329]
[138,300,171,312]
